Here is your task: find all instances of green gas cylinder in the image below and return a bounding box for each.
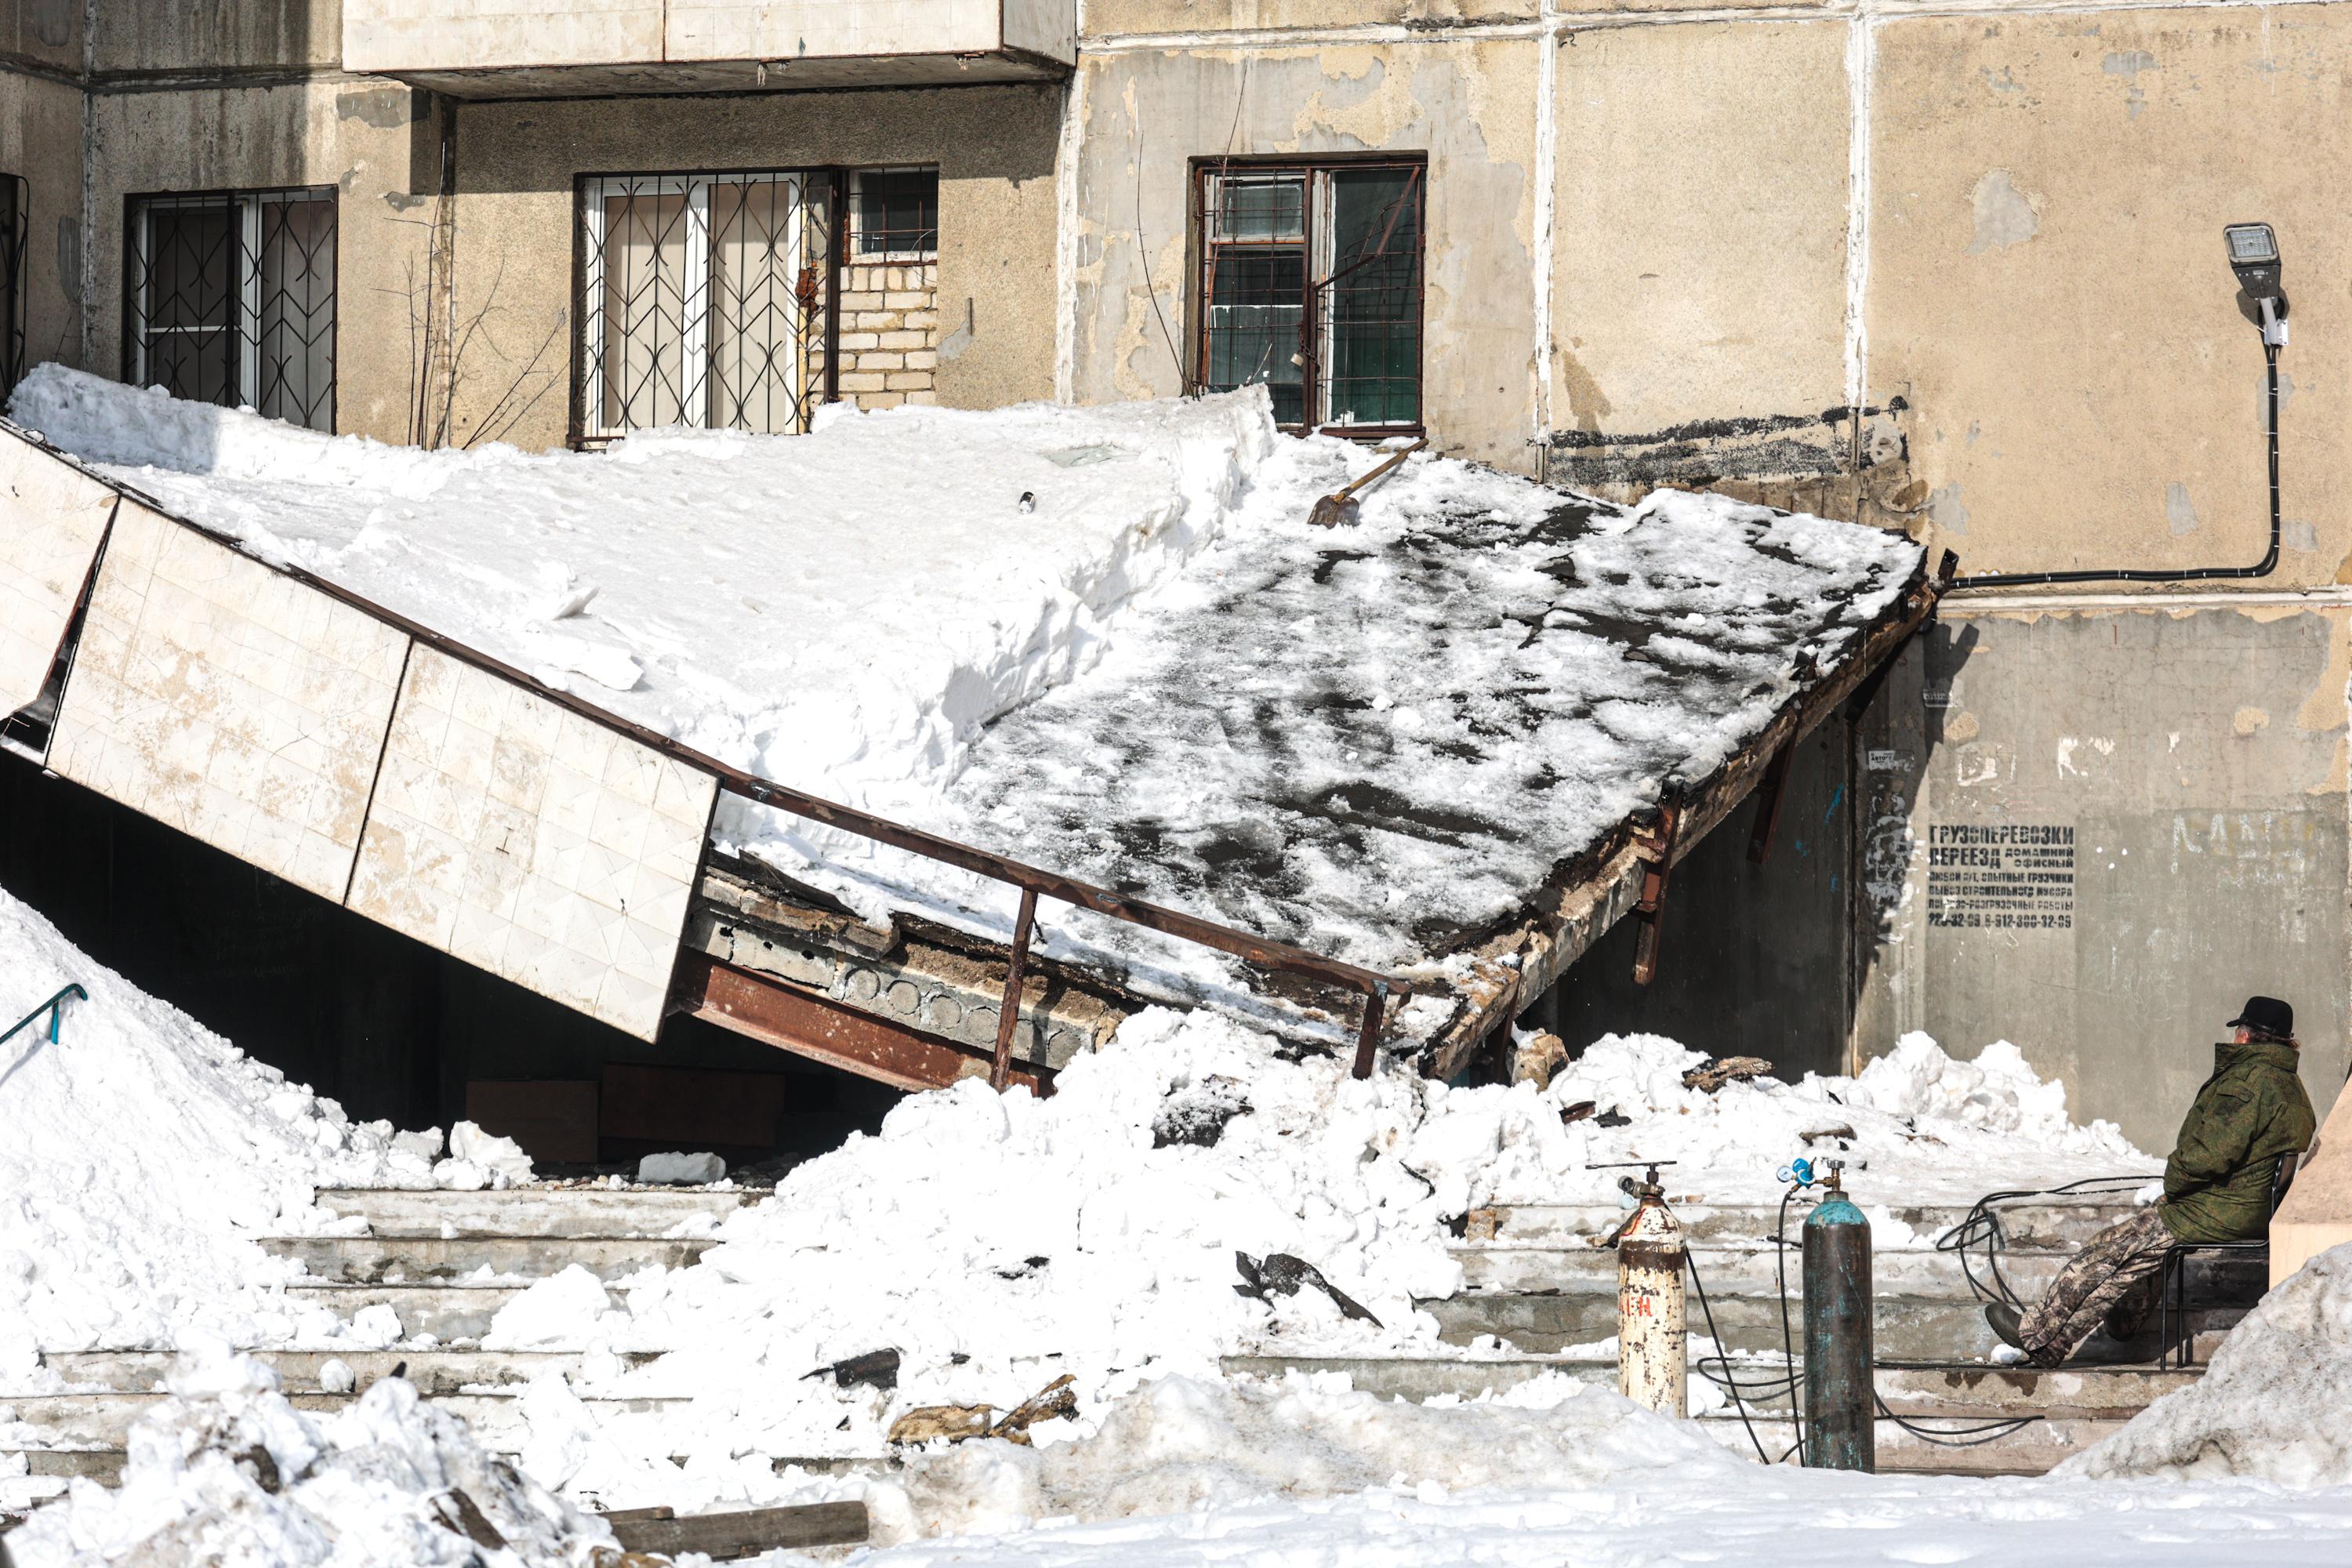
[1801,1165,1875,1472]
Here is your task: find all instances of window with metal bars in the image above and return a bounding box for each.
[852,168,938,260]
[579,170,839,439]
[0,175,24,398]
[126,187,336,431]
[1193,160,1425,433]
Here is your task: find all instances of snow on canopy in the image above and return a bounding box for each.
[8,367,1922,1000]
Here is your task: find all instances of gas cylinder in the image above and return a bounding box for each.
[1801,1163,1875,1471]
[1615,1171,1687,1417]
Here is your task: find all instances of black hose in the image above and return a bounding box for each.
[1936,1173,2161,1310]
[1686,1247,1781,1466]
[1956,339,2280,589]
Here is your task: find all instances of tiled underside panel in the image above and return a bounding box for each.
[0,430,118,717]
[348,645,718,1041]
[49,503,412,901]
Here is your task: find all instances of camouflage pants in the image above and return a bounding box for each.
[2017,1208,2173,1365]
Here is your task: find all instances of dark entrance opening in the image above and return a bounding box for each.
[0,752,899,1176]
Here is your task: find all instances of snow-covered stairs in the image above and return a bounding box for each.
[1340,1195,2249,1474]
[3,1185,757,1490]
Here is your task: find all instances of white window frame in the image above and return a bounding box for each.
[582,171,806,438]
[848,168,938,264]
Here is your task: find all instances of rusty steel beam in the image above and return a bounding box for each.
[672,951,1051,1095]
[1628,800,1682,987]
[989,886,1040,1091]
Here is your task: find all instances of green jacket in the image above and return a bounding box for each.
[2158,1040,2316,1243]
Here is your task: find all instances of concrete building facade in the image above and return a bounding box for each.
[2,1,2347,1148]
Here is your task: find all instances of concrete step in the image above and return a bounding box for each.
[1221,1354,2197,1417]
[1693,1413,2129,1475]
[1419,1288,2242,1360]
[260,1234,713,1284]
[310,1186,760,1239]
[1454,1243,2267,1299]
[283,1283,550,1341]
[1471,1198,2150,1249]
[29,1348,664,1397]
[0,1390,692,1453]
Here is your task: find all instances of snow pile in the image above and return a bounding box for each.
[862,1370,1735,1544]
[11,368,1922,1013]
[486,1017,2150,1508]
[2062,1240,2352,1486]
[1531,1030,2153,1205]
[6,1345,619,1568]
[8,364,1272,852]
[0,882,519,1366]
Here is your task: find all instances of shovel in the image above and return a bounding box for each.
[1308,437,1428,527]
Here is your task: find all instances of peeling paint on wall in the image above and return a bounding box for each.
[1966,168,2041,254]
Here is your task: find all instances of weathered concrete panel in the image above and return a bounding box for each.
[1071,39,1540,467]
[0,0,82,73]
[49,503,412,903]
[1867,9,2352,585]
[442,85,1059,448]
[349,647,718,1042]
[1548,20,1853,495]
[669,1,1034,62]
[93,0,341,74]
[1857,606,2350,1149]
[0,427,114,718]
[345,1,661,73]
[1083,0,1535,31]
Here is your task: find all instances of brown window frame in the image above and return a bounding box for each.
[1189,154,1426,439]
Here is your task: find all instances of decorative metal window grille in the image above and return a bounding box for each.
[127,187,337,431]
[1195,161,1425,432]
[852,168,938,260]
[580,171,837,439]
[0,175,24,398]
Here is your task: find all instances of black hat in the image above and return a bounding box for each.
[2227,996,2295,1040]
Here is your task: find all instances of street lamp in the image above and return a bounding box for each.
[2223,223,2288,344]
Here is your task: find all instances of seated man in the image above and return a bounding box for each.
[1987,996,2316,1367]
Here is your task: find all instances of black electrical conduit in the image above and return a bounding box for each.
[1957,337,2281,590]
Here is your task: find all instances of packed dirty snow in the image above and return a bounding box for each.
[5,1344,619,1568]
[482,1014,2150,1509]
[1534,1029,2154,1207]
[860,1370,1737,1544]
[847,1464,2352,1566]
[0,884,524,1368]
[11,368,1922,1011]
[2062,1240,2352,1487]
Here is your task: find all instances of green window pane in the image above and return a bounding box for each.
[1323,168,1421,426]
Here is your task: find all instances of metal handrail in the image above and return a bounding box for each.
[2,983,87,1051]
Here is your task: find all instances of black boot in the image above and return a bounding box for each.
[1985,1302,2027,1352]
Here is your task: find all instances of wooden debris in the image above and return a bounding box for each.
[607,1501,868,1560]
[1511,1031,1567,1088]
[1464,1207,1501,1242]
[1799,1124,1857,1146]
[986,1374,1078,1446]
[1560,1100,1597,1124]
[887,1403,995,1445]
[432,1489,506,1550]
[1682,1056,1773,1094]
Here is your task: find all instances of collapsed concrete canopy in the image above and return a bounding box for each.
[0,370,1938,1091]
